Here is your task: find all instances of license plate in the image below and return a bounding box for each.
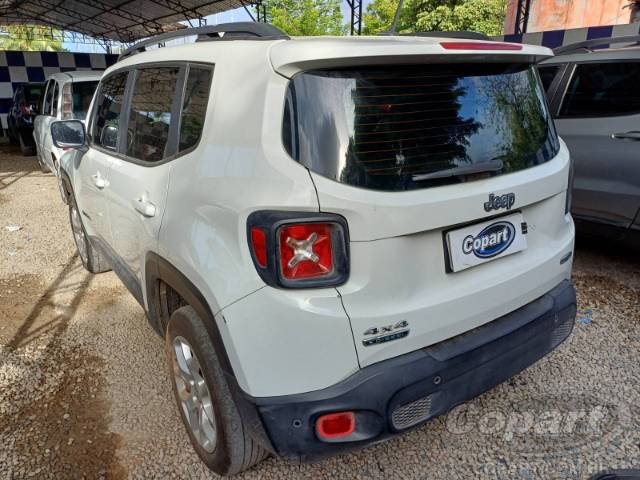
[446,213,527,272]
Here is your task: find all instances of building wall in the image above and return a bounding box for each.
[0,51,118,130]
[505,0,634,34]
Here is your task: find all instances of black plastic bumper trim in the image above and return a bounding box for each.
[247,280,577,461]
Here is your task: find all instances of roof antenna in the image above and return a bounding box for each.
[383,0,405,35]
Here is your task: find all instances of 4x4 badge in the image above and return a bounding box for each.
[484,193,515,212]
[362,320,410,347]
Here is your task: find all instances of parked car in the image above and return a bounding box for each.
[52,23,577,476]
[538,36,640,242]
[33,71,101,174]
[7,82,44,156]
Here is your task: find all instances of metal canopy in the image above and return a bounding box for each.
[0,0,255,42]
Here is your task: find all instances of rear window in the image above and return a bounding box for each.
[71,81,99,120]
[283,64,559,191]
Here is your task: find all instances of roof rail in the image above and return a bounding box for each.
[118,22,289,61]
[553,34,640,55]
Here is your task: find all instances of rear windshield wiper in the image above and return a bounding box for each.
[411,159,504,182]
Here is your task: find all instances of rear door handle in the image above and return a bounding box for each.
[133,197,156,217]
[92,173,108,189]
[612,131,640,141]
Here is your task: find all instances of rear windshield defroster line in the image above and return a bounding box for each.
[282,63,560,192]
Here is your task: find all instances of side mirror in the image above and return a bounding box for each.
[51,119,86,149]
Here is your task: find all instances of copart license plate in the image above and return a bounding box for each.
[446,213,527,272]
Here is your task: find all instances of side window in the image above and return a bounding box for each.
[537,65,562,92]
[43,80,53,115]
[51,82,59,117]
[126,66,180,162]
[92,72,128,151]
[560,62,640,117]
[179,66,212,152]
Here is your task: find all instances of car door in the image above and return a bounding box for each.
[105,65,186,289]
[554,61,640,228]
[76,71,130,248]
[33,79,49,152]
[42,80,60,170]
[35,80,55,170]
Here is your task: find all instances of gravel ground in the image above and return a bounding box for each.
[0,144,638,480]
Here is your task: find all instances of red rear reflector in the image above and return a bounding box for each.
[316,412,356,440]
[440,41,523,51]
[279,223,334,280]
[250,227,267,268]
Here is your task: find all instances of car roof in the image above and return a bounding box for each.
[46,70,103,83]
[109,35,553,78]
[541,44,640,65]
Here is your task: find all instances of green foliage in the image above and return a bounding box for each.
[363,0,507,36]
[416,0,508,36]
[0,24,66,51]
[262,0,346,36]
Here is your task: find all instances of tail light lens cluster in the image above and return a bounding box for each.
[61,83,73,120]
[247,211,349,288]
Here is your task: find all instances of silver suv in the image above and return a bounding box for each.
[539,36,640,242]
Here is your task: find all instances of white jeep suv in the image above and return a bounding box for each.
[51,23,577,476]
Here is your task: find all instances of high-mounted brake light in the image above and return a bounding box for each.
[440,41,523,51]
[316,412,356,440]
[247,211,349,289]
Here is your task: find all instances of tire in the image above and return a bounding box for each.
[18,133,34,156]
[68,193,111,273]
[166,306,268,476]
[35,147,48,173]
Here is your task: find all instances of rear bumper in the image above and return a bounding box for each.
[250,279,576,461]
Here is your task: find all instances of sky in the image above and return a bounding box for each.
[62,0,375,53]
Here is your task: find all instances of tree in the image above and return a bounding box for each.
[362,0,507,36]
[0,24,66,51]
[262,0,346,36]
[416,0,508,36]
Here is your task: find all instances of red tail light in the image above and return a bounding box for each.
[62,83,73,120]
[250,227,267,268]
[279,223,334,280]
[247,211,349,288]
[316,412,356,440]
[440,41,523,51]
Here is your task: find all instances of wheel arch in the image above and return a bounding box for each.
[58,168,73,204]
[144,251,276,453]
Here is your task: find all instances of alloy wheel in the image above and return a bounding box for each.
[172,336,217,453]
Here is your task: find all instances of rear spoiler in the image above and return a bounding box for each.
[270,37,553,77]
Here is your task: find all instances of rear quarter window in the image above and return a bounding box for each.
[178,66,212,152]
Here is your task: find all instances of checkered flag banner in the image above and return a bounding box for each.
[496,22,640,49]
[0,51,119,130]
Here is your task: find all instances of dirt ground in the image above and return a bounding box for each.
[0,144,638,480]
